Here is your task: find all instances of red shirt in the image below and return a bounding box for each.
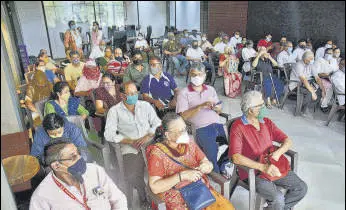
[228,116,288,180]
[257,39,272,49]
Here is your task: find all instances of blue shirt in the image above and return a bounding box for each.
[30,121,87,161]
[180,37,192,47]
[44,69,57,83]
[140,72,177,103]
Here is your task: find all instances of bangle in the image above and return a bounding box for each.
[178,172,182,182]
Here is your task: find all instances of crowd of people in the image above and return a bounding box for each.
[18,20,344,210]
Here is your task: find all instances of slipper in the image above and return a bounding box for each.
[266,103,273,109]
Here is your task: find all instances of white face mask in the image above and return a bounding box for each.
[334,53,340,58]
[266,37,271,42]
[202,37,207,41]
[325,44,332,48]
[176,131,190,144]
[191,75,205,86]
[235,35,240,39]
[37,66,46,71]
[324,54,333,61]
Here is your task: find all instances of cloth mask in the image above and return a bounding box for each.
[43,57,49,63]
[191,75,205,86]
[299,45,306,49]
[105,52,112,57]
[126,94,138,105]
[325,44,332,48]
[288,47,293,53]
[324,54,333,61]
[104,84,114,91]
[115,56,124,62]
[150,66,161,75]
[67,157,87,183]
[72,59,80,64]
[266,38,271,42]
[235,35,240,39]
[184,33,189,37]
[133,59,143,65]
[334,53,340,58]
[176,131,190,144]
[257,106,268,121]
[309,59,314,65]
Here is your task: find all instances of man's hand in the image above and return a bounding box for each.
[153,100,165,110]
[262,164,282,177]
[270,150,282,162]
[133,135,152,150]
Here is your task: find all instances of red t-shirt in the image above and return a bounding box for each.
[228,116,288,180]
[107,60,129,74]
[257,39,272,49]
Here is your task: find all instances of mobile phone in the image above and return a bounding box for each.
[214,101,222,106]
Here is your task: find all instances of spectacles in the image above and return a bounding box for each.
[58,153,80,162]
[168,127,187,135]
[250,103,265,109]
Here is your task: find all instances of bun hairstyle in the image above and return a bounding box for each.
[51,81,69,100]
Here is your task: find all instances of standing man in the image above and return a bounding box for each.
[64,20,84,60]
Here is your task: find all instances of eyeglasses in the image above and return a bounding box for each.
[168,127,187,135]
[58,153,80,162]
[250,103,265,109]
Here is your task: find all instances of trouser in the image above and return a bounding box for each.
[195,123,226,173]
[123,152,147,203]
[299,87,322,113]
[320,78,333,108]
[255,171,308,210]
[263,75,284,99]
[170,54,188,73]
[203,61,214,83]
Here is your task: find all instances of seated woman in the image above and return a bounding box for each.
[229,91,308,210]
[25,70,53,127]
[36,59,60,84]
[38,51,59,73]
[252,47,284,108]
[123,51,149,90]
[44,81,89,120]
[106,48,130,84]
[146,112,235,210]
[97,46,114,73]
[219,46,241,98]
[74,60,102,97]
[30,113,89,164]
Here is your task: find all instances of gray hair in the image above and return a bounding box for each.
[240,90,263,114]
[161,112,183,132]
[302,51,314,61]
[190,62,206,73]
[44,139,71,166]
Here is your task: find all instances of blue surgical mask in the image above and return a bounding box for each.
[126,94,138,105]
[70,25,77,30]
[288,47,293,53]
[67,157,87,183]
[309,59,314,65]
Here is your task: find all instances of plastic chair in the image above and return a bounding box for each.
[228,117,298,210]
[326,82,345,126]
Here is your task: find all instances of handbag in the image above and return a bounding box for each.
[157,145,216,210]
[257,146,290,181]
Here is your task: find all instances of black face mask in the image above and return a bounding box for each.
[133,59,143,65]
[299,45,306,49]
[115,56,124,62]
[192,44,198,49]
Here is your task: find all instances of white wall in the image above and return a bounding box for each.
[14,1,50,57]
[170,1,200,31]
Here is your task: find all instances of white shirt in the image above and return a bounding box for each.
[289,60,318,90]
[200,40,213,51]
[89,46,105,60]
[104,101,161,155]
[313,58,338,75]
[30,163,127,210]
[292,48,311,62]
[186,47,205,61]
[229,36,242,49]
[315,46,327,60]
[241,47,257,61]
[135,39,149,49]
[331,69,345,105]
[214,42,228,53]
[277,50,296,68]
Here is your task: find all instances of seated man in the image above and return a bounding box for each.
[330,59,345,106]
[30,139,127,210]
[104,81,161,207]
[30,113,89,164]
[313,48,339,112]
[291,39,311,62]
[315,39,333,60]
[64,51,85,91]
[214,34,229,54]
[289,51,322,116]
[186,40,215,84]
[200,33,214,53]
[256,32,273,52]
[229,90,308,210]
[277,41,295,68]
[176,63,224,173]
[123,51,149,90]
[270,35,287,60]
[163,32,188,75]
[141,56,178,118]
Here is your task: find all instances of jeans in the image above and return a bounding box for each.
[255,171,308,210]
[195,123,226,173]
[263,75,284,99]
[170,54,188,73]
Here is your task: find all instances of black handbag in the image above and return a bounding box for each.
[159,147,216,210]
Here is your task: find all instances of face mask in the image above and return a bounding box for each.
[61,92,70,101]
[325,44,332,48]
[37,66,46,71]
[49,131,63,138]
[247,45,253,49]
[191,75,205,86]
[235,35,240,39]
[126,94,138,105]
[70,25,76,30]
[92,26,97,31]
[287,47,293,53]
[150,66,161,75]
[72,59,80,64]
[67,157,87,183]
[115,56,124,61]
[133,59,143,65]
[105,52,112,57]
[266,37,271,42]
[43,57,49,63]
[309,59,314,65]
[99,46,105,51]
[192,44,198,49]
[299,45,306,49]
[184,33,188,37]
[257,106,268,121]
[201,37,207,41]
[242,40,246,44]
[175,131,190,144]
[324,54,333,61]
[334,53,340,58]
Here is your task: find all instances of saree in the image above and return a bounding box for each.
[222,55,242,98]
[146,141,234,210]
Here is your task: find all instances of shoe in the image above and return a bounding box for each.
[320,107,330,113]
